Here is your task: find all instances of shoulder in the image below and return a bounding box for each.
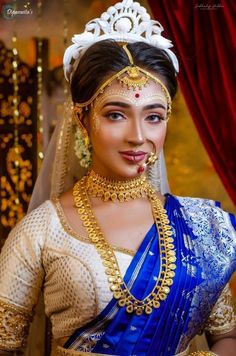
[171,195,235,232]
[173,195,235,229]
[5,200,56,249]
[174,195,222,210]
[170,195,236,264]
[18,200,55,229]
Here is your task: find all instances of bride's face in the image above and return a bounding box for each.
[88,79,168,180]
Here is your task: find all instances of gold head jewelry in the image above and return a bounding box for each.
[73,173,176,316]
[119,44,149,89]
[118,66,149,89]
[74,46,172,120]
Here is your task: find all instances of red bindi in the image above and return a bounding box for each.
[135,93,140,98]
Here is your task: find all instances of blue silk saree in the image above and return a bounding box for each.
[63,194,236,355]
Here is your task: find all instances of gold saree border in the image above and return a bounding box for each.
[56,345,190,356]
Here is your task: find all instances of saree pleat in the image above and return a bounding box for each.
[115,227,161,354]
[150,198,201,355]
[95,225,160,354]
[64,194,236,355]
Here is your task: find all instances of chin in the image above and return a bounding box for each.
[112,165,141,180]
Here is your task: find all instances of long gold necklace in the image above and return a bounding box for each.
[73,174,176,316]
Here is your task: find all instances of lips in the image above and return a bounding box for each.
[119,151,147,163]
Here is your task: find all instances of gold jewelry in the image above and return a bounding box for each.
[75,67,171,118]
[137,141,158,174]
[189,352,219,356]
[147,152,158,165]
[73,105,92,168]
[119,44,149,89]
[119,66,149,89]
[86,169,151,202]
[73,105,89,145]
[122,43,134,65]
[73,173,176,316]
[74,66,172,120]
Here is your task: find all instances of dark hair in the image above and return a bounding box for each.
[70,40,177,103]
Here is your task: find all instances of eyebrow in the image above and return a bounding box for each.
[102,101,166,110]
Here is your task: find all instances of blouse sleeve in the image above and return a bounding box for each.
[204,283,236,335]
[0,203,48,351]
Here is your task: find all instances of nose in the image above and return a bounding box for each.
[126,119,145,146]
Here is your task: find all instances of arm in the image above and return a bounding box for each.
[207,327,236,356]
[205,284,236,356]
[0,206,47,353]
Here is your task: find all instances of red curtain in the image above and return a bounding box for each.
[148,0,236,204]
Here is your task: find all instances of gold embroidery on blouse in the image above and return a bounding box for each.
[204,284,236,335]
[51,197,135,256]
[0,299,32,350]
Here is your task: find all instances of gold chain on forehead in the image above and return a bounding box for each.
[74,45,172,120]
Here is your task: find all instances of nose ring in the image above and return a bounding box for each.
[137,141,158,174]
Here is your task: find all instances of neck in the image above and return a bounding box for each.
[89,168,147,182]
[90,160,144,182]
[85,169,153,203]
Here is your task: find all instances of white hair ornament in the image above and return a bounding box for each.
[63,0,179,82]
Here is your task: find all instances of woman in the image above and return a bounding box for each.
[0,1,235,355]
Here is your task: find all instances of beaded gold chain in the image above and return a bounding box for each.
[73,175,176,316]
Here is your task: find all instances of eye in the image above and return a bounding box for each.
[145,114,165,123]
[106,112,125,121]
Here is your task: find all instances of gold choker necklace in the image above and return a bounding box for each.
[73,175,176,316]
[86,170,151,202]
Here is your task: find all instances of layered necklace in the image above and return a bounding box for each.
[73,170,176,316]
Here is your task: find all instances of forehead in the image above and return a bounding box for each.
[94,79,168,108]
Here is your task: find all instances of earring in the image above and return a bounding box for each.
[147,158,161,192]
[73,106,92,168]
[146,152,158,166]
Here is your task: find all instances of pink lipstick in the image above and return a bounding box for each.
[119,150,147,163]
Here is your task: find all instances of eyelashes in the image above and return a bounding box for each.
[106,112,124,121]
[145,114,166,123]
[105,112,166,123]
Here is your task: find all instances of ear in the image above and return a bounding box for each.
[82,112,91,135]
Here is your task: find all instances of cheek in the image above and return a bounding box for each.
[148,123,167,148]
[90,124,123,150]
